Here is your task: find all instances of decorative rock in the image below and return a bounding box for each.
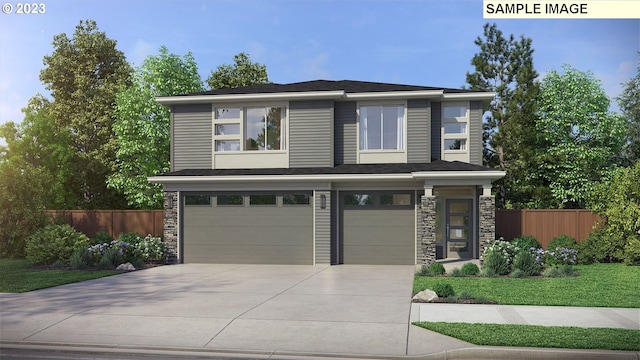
[412,289,439,302]
[116,262,136,271]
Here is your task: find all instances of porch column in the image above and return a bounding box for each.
[418,186,437,265]
[163,191,178,264]
[479,184,495,262]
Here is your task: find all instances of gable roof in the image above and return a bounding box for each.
[181,80,474,96]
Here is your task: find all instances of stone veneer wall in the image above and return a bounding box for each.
[478,196,495,261]
[418,195,437,265]
[163,191,178,264]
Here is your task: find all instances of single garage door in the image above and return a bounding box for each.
[183,193,313,264]
[340,192,415,265]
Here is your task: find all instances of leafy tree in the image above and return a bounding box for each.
[0,95,76,209]
[466,23,540,208]
[109,46,204,209]
[206,52,269,90]
[617,54,640,166]
[0,161,50,257]
[535,65,626,208]
[39,19,132,209]
[589,161,640,264]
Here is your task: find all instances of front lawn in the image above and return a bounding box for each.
[0,258,119,293]
[414,263,640,308]
[414,322,640,351]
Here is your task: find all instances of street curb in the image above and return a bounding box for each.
[1,341,638,360]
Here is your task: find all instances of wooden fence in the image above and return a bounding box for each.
[495,209,602,249]
[47,210,164,238]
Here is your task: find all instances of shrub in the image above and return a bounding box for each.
[511,235,542,251]
[483,238,518,270]
[449,268,465,277]
[118,232,143,245]
[97,247,123,270]
[461,262,480,275]
[622,236,640,265]
[480,267,497,278]
[512,250,541,276]
[416,265,432,276]
[546,247,578,266]
[510,269,527,278]
[547,235,578,251]
[543,265,578,278]
[482,250,510,275]
[89,240,139,264]
[134,235,166,262]
[26,224,90,265]
[91,232,113,245]
[432,283,455,298]
[70,247,94,269]
[429,262,446,275]
[51,260,66,269]
[457,290,474,300]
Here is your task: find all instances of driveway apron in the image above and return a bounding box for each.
[0,264,468,357]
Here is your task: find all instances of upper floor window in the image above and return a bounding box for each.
[213,106,286,152]
[442,103,469,153]
[359,105,404,150]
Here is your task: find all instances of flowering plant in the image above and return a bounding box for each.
[134,235,166,262]
[482,238,519,267]
[532,247,578,266]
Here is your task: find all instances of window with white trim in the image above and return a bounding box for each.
[213,106,286,152]
[442,103,469,152]
[359,105,405,150]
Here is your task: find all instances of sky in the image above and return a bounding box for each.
[0,0,638,131]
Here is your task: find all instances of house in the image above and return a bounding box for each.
[148,80,505,265]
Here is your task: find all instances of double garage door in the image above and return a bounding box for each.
[183,193,313,264]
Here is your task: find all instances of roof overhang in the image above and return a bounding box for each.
[442,92,495,101]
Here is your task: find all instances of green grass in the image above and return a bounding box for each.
[414,263,640,308]
[0,258,119,293]
[414,322,640,351]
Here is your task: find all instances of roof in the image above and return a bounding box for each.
[156,160,495,177]
[180,80,474,96]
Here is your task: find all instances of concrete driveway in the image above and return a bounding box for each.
[0,264,470,357]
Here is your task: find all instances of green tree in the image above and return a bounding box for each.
[109,46,204,209]
[0,95,76,209]
[617,54,640,166]
[535,64,626,208]
[206,52,269,90]
[589,161,640,264]
[466,23,540,208]
[39,19,132,209]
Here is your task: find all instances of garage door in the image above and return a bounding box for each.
[340,192,416,265]
[183,193,313,264]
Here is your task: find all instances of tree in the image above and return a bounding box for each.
[39,19,132,209]
[617,54,640,166]
[535,64,626,208]
[109,46,204,209]
[466,23,540,208]
[0,95,76,209]
[206,52,269,90]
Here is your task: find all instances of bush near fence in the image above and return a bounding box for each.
[47,210,163,239]
[496,209,601,249]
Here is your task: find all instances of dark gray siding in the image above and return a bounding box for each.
[334,101,357,165]
[172,104,212,171]
[289,100,334,168]
[431,102,442,160]
[314,190,331,264]
[407,99,430,163]
[469,101,483,166]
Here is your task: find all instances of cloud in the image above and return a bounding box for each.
[128,40,156,67]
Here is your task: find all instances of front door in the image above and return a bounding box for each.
[445,199,472,259]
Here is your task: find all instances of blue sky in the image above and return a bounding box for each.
[0,0,638,129]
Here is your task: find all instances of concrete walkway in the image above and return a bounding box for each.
[0,264,638,359]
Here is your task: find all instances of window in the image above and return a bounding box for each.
[215,140,240,151]
[215,108,240,119]
[443,106,467,119]
[444,123,466,134]
[359,105,404,150]
[380,194,412,206]
[245,107,285,151]
[185,195,211,206]
[250,194,277,205]
[444,139,466,150]
[283,194,311,205]
[442,103,469,155]
[215,124,240,135]
[344,194,374,206]
[217,195,243,206]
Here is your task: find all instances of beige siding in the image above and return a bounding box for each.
[407,99,430,163]
[469,101,483,166]
[314,190,331,264]
[334,101,357,165]
[431,102,442,160]
[172,104,212,171]
[289,100,334,168]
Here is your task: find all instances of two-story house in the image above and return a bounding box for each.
[149,80,505,266]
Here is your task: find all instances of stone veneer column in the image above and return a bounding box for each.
[418,195,437,265]
[478,196,495,262]
[163,191,178,264]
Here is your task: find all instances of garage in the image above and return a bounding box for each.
[339,192,416,265]
[182,192,313,264]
